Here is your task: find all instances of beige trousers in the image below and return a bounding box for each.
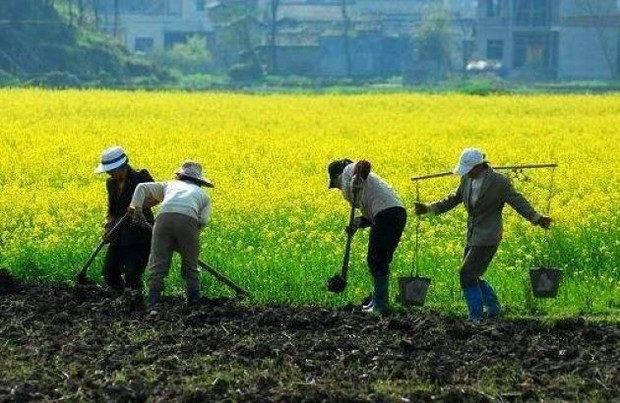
[148,212,200,295]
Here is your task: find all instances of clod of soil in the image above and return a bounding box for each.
[0,268,19,295]
[0,280,618,401]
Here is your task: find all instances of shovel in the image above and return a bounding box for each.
[326,186,360,294]
[75,213,129,285]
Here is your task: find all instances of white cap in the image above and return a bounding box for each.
[94,146,128,173]
[453,147,486,176]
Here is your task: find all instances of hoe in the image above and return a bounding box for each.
[75,213,129,285]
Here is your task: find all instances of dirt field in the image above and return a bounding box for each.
[1,271,619,402]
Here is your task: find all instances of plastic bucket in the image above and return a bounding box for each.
[529,267,562,298]
[398,276,431,307]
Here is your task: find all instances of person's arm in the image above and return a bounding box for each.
[130,182,166,210]
[103,180,117,240]
[503,177,541,223]
[198,195,211,229]
[428,182,464,214]
[138,169,162,208]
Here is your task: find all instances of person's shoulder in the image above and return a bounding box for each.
[489,169,511,187]
[135,168,155,182]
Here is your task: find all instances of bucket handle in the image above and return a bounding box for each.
[413,181,421,277]
[541,165,556,268]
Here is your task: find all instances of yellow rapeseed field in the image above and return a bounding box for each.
[0,89,618,313]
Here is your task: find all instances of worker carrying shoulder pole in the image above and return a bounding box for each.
[414,147,552,323]
[328,158,407,314]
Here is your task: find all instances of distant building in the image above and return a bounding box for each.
[474,0,620,80]
[98,0,215,54]
[255,0,440,77]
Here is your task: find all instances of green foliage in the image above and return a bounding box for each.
[150,36,214,75]
[0,0,162,87]
[0,70,18,86]
[410,5,452,82]
[227,51,264,83]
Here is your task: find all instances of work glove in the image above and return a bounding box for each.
[353,160,371,180]
[102,218,117,243]
[128,206,146,226]
[345,217,363,237]
[414,202,429,216]
[537,215,552,229]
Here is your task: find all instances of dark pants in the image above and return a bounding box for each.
[459,245,499,288]
[367,206,407,277]
[103,242,150,291]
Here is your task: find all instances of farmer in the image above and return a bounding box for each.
[414,147,552,322]
[94,146,155,295]
[129,160,213,307]
[328,158,407,314]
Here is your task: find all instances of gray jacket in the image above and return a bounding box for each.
[429,168,541,246]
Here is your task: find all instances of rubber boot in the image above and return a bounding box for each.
[364,275,389,315]
[186,288,201,305]
[147,289,160,308]
[362,292,374,310]
[479,280,501,318]
[462,285,484,323]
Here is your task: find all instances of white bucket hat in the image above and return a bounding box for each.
[175,160,214,188]
[453,147,487,176]
[94,146,128,173]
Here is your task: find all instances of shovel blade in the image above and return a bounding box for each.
[326,274,347,293]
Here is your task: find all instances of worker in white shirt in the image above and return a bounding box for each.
[328,158,407,314]
[130,160,213,307]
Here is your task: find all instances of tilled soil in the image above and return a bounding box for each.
[1,275,619,402]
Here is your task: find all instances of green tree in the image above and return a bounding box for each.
[152,35,213,75]
[414,5,452,81]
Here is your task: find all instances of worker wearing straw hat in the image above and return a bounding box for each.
[94,146,155,296]
[414,147,552,323]
[129,160,213,308]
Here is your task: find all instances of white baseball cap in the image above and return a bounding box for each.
[94,146,128,173]
[453,147,486,176]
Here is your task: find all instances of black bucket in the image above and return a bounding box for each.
[398,276,431,307]
[529,267,562,298]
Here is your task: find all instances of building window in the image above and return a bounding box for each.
[487,40,504,60]
[514,0,549,27]
[134,37,154,54]
[513,33,550,69]
[486,0,501,17]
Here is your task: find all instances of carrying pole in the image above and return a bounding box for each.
[411,163,558,182]
[542,165,556,268]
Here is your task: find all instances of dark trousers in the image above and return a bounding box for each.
[367,206,407,277]
[459,245,499,288]
[103,242,150,291]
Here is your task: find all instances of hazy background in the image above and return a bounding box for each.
[1,0,619,91]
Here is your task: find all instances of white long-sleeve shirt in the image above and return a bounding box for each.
[341,163,404,221]
[131,180,211,227]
